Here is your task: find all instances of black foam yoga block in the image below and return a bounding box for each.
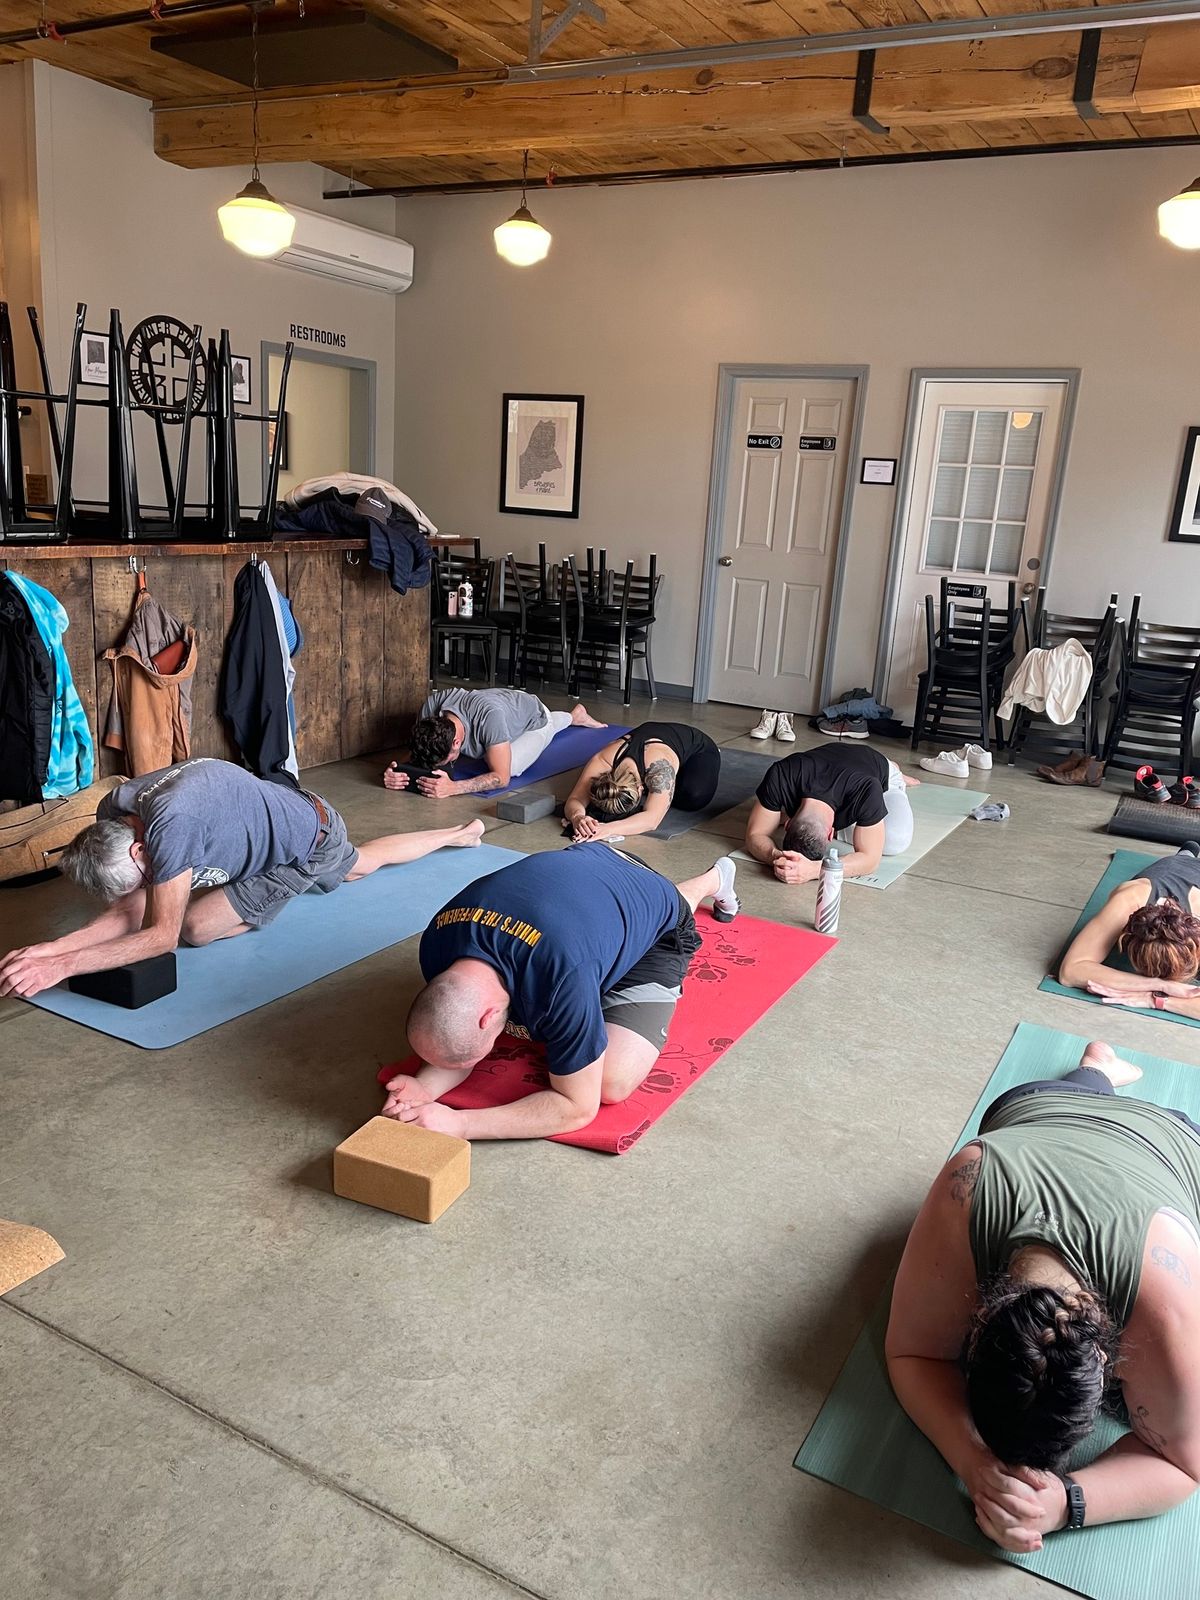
[68,952,177,1009]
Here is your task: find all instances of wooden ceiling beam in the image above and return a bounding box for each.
[152,27,1194,166]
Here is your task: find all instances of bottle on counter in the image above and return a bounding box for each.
[815,847,844,936]
[457,578,474,619]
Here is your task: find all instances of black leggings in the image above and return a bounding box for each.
[981,1066,1200,1139]
[673,742,722,811]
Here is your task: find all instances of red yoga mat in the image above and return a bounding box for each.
[376,910,835,1154]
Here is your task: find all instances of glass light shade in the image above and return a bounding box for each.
[218,179,296,259]
[1158,180,1200,249]
[493,204,551,265]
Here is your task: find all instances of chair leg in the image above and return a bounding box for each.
[912,675,931,749]
[623,644,633,706]
[644,629,657,700]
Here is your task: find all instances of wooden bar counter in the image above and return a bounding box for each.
[0,538,433,774]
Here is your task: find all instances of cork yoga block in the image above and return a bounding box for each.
[0,1219,65,1295]
[333,1117,470,1223]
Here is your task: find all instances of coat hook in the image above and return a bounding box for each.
[344,550,360,566]
[127,553,145,575]
[250,550,260,567]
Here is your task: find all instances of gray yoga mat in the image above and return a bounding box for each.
[28,842,525,1049]
[794,1020,1200,1598]
[645,748,776,839]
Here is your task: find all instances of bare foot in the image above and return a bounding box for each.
[445,819,486,848]
[1080,1040,1143,1088]
[571,703,607,729]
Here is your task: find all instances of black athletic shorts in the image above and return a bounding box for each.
[599,889,701,1050]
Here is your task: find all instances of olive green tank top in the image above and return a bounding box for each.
[969,1090,1200,1328]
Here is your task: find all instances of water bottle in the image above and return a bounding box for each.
[457,579,474,619]
[815,847,844,935]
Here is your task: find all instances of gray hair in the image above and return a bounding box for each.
[59,819,144,902]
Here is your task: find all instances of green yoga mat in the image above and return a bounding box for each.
[1038,850,1200,1032]
[794,1021,1200,1598]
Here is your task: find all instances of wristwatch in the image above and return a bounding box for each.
[1058,1473,1086,1530]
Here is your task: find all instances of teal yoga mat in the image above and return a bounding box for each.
[27,841,525,1050]
[795,1020,1200,1598]
[1038,850,1200,1032]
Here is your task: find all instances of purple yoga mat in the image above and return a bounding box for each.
[453,722,629,796]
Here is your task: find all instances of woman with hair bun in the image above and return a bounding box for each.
[1058,843,1200,1013]
[561,723,721,842]
[886,1039,1200,1553]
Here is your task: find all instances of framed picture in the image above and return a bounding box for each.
[500,393,584,518]
[861,456,897,486]
[231,354,252,405]
[81,332,110,386]
[1168,426,1200,542]
[267,412,289,472]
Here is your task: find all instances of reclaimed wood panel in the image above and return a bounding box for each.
[284,550,345,768]
[90,557,141,778]
[341,553,388,757]
[142,551,232,762]
[384,583,432,753]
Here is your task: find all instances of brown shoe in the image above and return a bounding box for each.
[1083,758,1106,787]
[1037,752,1089,784]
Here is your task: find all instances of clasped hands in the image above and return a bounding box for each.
[772,849,822,885]
[380,1071,464,1135]
[1087,978,1198,1009]
[965,1456,1067,1552]
[383,763,457,799]
[0,943,69,999]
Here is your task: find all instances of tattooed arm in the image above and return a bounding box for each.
[584,753,679,840]
[418,742,512,798]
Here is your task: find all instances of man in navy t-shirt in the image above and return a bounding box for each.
[382,842,741,1141]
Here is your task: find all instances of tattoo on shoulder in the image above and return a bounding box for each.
[643,759,676,798]
[1151,1244,1193,1286]
[948,1153,981,1206]
[1132,1404,1170,1456]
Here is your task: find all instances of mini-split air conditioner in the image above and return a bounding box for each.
[273,206,414,294]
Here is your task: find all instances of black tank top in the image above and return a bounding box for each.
[613,722,716,779]
[1134,848,1200,909]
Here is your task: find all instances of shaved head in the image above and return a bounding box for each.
[407,966,508,1068]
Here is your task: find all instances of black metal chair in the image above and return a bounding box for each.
[1103,595,1200,778]
[505,552,581,693]
[430,554,498,685]
[572,554,662,705]
[911,578,1021,753]
[1005,590,1118,766]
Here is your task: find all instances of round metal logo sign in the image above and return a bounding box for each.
[125,315,207,422]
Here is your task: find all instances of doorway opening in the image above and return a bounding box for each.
[261,344,376,500]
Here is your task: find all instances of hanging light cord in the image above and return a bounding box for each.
[519,148,530,207]
[250,2,263,182]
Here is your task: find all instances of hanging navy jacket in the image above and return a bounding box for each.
[273,489,432,596]
[219,563,296,788]
[0,576,54,803]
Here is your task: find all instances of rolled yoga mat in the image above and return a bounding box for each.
[1108,793,1200,845]
[644,748,776,840]
[27,842,526,1050]
[377,909,834,1153]
[1038,849,1200,1031]
[794,1020,1200,1600]
[454,723,628,797]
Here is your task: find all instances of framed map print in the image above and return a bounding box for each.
[500,393,584,518]
[1168,425,1200,543]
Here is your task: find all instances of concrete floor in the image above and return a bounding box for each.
[3,697,1197,1600]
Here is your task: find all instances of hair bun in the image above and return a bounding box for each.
[1120,897,1200,982]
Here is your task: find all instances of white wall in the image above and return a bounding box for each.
[28,62,399,509]
[391,148,1200,695]
[0,62,49,481]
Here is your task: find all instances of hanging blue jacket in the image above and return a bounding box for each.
[5,572,95,798]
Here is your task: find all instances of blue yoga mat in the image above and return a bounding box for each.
[795,1021,1200,1599]
[454,723,627,796]
[1039,849,1200,1031]
[27,842,526,1050]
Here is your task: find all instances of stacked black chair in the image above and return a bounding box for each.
[430,553,498,684]
[571,552,662,705]
[1006,590,1119,766]
[1103,595,1200,779]
[505,552,582,693]
[911,577,1021,754]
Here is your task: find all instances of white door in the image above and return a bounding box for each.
[882,378,1070,718]
[706,375,856,713]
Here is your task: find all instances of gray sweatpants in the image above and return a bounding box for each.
[508,704,574,775]
[836,761,914,856]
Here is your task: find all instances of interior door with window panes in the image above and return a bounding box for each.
[884,380,1070,718]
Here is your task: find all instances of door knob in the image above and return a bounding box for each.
[718,556,733,567]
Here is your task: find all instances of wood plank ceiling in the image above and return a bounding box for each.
[4,0,1200,190]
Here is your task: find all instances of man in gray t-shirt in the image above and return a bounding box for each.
[0,758,485,1000]
[385,689,606,799]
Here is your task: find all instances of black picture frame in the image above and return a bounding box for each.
[499,393,585,518]
[231,353,252,406]
[860,456,897,486]
[1168,426,1200,543]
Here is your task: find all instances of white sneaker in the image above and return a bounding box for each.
[963,743,993,771]
[749,711,778,740]
[775,713,796,743]
[920,749,970,778]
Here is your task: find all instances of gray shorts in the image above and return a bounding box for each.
[600,891,701,1050]
[224,793,358,929]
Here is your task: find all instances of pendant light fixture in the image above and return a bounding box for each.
[494,150,552,266]
[217,4,296,259]
[1158,176,1200,250]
